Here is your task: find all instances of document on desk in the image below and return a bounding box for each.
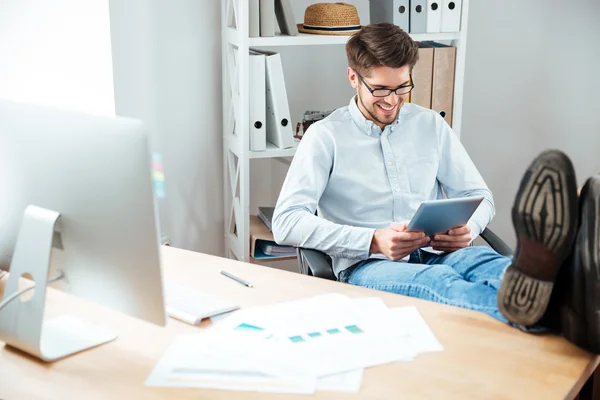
[145,333,316,394]
[210,294,417,377]
[146,294,443,394]
[388,306,444,353]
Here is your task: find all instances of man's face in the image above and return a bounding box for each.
[348,65,412,129]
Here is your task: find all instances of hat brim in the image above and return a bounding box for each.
[296,23,361,36]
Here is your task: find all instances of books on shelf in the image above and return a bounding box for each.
[249,51,267,151]
[410,41,456,127]
[422,41,456,126]
[250,215,296,260]
[252,0,298,37]
[274,0,298,36]
[250,49,295,150]
[369,0,462,33]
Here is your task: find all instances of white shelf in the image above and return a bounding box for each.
[250,141,298,159]
[247,31,461,47]
[226,135,298,159]
[222,0,471,263]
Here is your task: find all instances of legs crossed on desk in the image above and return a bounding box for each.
[338,246,512,323]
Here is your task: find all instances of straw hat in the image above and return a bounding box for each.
[297,3,361,36]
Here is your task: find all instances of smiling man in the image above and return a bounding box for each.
[272,23,599,351]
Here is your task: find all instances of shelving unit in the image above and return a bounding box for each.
[221,0,470,262]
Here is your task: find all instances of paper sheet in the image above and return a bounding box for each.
[145,334,316,394]
[147,294,442,394]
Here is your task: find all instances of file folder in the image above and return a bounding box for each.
[249,0,260,37]
[369,0,410,32]
[426,0,442,33]
[254,50,294,149]
[260,0,275,37]
[423,42,456,126]
[441,0,461,32]
[249,51,267,151]
[411,43,434,108]
[275,0,298,36]
[409,0,427,33]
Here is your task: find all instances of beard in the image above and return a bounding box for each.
[357,91,402,128]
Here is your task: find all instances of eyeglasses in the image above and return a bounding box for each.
[356,72,414,97]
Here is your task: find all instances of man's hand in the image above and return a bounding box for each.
[370,223,430,261]
[429,224,472,252]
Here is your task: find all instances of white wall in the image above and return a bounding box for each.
[0,0,114,115]
[109,0,224,255]
[462,0,600,248]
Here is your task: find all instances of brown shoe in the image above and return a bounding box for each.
[498,150,579,326]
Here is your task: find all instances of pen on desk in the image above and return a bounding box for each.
[220,269,253,288]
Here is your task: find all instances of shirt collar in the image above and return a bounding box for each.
[348,96,401,137]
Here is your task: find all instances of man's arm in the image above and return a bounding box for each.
[272,127,375,259]
[436,117,495,240]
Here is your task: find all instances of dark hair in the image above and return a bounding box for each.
[346,22,419,76]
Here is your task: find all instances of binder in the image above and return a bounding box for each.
[409,0,427,33]
[426,0,442,33]
[249,51,267,151]
[249,0,260,37]
[424,42,456,126]
[441,0,461,32]
[275,0,298,36]
[250,215,295,259]
[260,0,275,37]
[254,50,294,149]
[411,43,434,108]
[369,0,410,32]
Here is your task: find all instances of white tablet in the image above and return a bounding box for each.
[406,196,485,237]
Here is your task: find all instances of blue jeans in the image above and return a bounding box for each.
[338,246,512,324]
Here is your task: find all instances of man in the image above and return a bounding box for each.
[272,23,600,351]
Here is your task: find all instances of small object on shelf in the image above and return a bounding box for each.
[294,110,334,139]
[297,3,361,36]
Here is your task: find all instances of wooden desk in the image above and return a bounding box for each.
[0,246,597,399]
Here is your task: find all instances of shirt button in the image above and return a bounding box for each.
[395,188,400,193]
[387,161,393,166]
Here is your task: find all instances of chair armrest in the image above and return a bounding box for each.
[480,228,513,257]
[296,248,336,281]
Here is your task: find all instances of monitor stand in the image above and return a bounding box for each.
[0,205,116,362]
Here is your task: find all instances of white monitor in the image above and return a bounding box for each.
[0,99,167,361]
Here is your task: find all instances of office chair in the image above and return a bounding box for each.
[296,228,513,281]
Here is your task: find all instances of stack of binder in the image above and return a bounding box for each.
[249,49,295,151]
[369,0,462,33]
[250,0,298,37]
[250,215,296,259]
[411,41,456,126]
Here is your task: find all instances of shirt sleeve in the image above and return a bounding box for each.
[272,125,375,259]
[436,116,495,240]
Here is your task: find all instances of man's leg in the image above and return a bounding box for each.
[421,246,511,290]
[498,150,579,326]
[338,254,509,323]
[575,176,600,352]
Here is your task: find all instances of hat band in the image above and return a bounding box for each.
[302,24,360,32]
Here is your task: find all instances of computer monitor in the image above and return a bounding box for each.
[0,99,167,361]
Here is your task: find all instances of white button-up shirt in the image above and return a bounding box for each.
[272,97,495,277]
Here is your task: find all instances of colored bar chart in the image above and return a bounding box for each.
[286,325,364,344]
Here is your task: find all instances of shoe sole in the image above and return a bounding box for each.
[581,177,600,352]
[498,150,578,326]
